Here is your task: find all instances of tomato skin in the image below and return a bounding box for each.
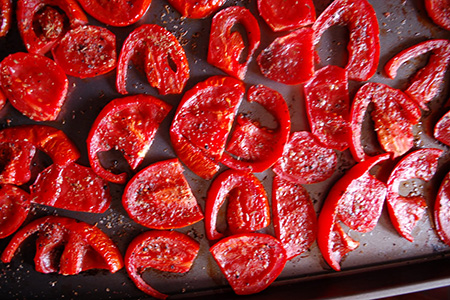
[17,0,88,55]
[208,6,260,80]
[313,0,379,82]
[210,233,287,295]
[168,0,226,18]
[384,39,450,111]
[0,0,11,37]
[434,110,450,146]
[435,170,450,246]
[0,52,68,121]
[257,0,315,32]
[0,185,31,239]
[425,0,450,31]
[125,230,200,299]
[386,148,443,242]
[221,85,291,173]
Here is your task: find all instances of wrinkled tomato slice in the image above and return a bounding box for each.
[210,233,287,295]
[30,162,111,213]
[303,65,350,151]
[51,25,117,78]
[77,0,151,26]
[0,52,68,121]
[87,94,171,184]
[272,176,316,260]
[434,110,450,146]
[425,0,450,31]
[435,169,450,246]
[0,185,31,239]
[257,27,314,85]
[168,0,226,18]
[0,141,36,185]
[170,76,245,179]
[0,0,11,37]
[123,159,204,230]
[222,85,290,173]
[208,6,260,80]
[257,0,315,32]
[125,230,200,300]
[386,148,443,242]
[313,0,379,81]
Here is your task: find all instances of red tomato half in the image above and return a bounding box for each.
[117,24,189,95]
[386,148,443,242]
[77,0,151,26]
[257,0,315,32]
[87,94,171,184]
[434,110,450,146]
[435,170,450,246]
[51,25,117,78]
[425,0,450,31]
[0,0,11,37]
[0,185,31,239]
[0,52,68,121]
[125,230,200,299]
[168,0,226,18]
[17,0,88,54]
[313,0,379,81]
[257,27,314,85]
[123,159,204,230]
[210,233,287,295]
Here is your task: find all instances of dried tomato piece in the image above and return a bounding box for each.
[257,0,315,32]
[0,141,36,185]
[425,0,450,31]
[435,169,450,246]
[168,0,226,18]
[0,0,11,37]
[434,110,450,146]
[0,185,31,239]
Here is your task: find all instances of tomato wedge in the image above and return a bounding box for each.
[313,0,379,81]
[425,0,450,31]
[205,169,270,241]
[0,185,31,239]
[434,110,450,146]
[207,6,260,80]
[125,230,200,300]
[303,65,350,151]
[117,24,189,95]
[221,85,291,173]
[257,0,315,32]
[0,52,68,121]
[87,94,171,184]
[0,0,11,37]
[257,27,314,85]
[170,76,245,179]
[168,0,226,18]
[435,169,450,246]
[123,159,204,230]
[385,39,450,110]
[272,176,316,260]
[386,148,443,242]
[51,25,117,78]
[17,0,88,54]
[210,233,287,295]
[350,83,421,162]
[1,216,123,275]
[30,162,111,213]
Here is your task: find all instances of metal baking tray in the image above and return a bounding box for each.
[1,0,450,299]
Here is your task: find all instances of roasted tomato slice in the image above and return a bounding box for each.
[77,0,151,26]
[117,24,189,95]
[350,82,421,162]
[318,154,390,271]
[123,159,204,230]
[257,27,314,85]
[51,25,117,78]
[273,131,337,185]
[170,76,245,179]
[87,94,171,184]
[313,0,379,81]
[0,185,31,239]
[125,230,200,300]
[385,39,450,110]
[0,141,36,185]
[1,216,123,275]
[0,0,11,37]
[17,0,88,54]
[205,169,270,241]
[434,110,450,146]
[207,6,260,80]
[0,52,68,121]
[425,0,450,31]
[386,148,443,242]
[30,162,111,213]
[168,0,226,18]
[303,65,350,151]
[257,0,315,32]
[272,176,316,260]
[210,233,287,295]
[221,85,290,173]
[435,169,450,246]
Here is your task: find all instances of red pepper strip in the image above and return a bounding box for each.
[168,0,226,19]
[125,230,200,300]
[425,0,450,32]
[313,0,379,82]
[318,153,390,271]
[257,0,315,32]
[350,83,421,162]
[17,0,88,55]
[207,6,260,80]
[205,169,270,241]
[384,39,450,110]
[0,185,31,239]
[0,0,11,37]
[435,169,450,246]
[434,110,450,146]
[0,141,36,185]
[221,85,290,173]
[272,176,317,260]
[386,148,443,242]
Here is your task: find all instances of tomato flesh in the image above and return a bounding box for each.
[425,0,450,31]
[0,185,31,239]
[257,0,315,32]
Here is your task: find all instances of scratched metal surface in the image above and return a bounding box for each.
[1,0,450,299]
